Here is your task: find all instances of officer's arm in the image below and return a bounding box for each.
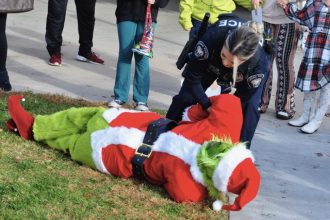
[234,80,259,101]
[183,35,213,110]
[186,78,211,110]
[234,52,268,101]
[235,54,268,145]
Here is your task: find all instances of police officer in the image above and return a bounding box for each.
[166,13,270,148]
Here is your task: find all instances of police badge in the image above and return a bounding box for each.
[194,41,209,60]
[247,74,264,88]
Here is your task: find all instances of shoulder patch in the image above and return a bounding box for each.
[247,74,264,88]
[194,41,209,60]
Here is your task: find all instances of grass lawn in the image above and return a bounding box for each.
[0,91,228,219]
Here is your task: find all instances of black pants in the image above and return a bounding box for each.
[0,13,9,83]
[45,0,96,56]
[0,13,7,72]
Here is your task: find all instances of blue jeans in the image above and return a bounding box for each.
[114,21,156,104]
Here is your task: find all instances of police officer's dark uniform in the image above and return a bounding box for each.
[166,13,270,148]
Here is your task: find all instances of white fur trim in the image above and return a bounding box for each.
[212,143,255,192]
[102,108,138,124]
[152,131,200,165]
[91,126,145,174]
[152,131,205,185]
[181,106,192,122]
[212,200,223,212]
[189,147,205,185]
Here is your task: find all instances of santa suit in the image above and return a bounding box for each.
[33,94,251,204]
[91,94,243,202]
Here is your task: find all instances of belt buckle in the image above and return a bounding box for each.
[135,143,152,158]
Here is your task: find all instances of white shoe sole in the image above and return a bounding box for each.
[76,54,103,65]
[135,105,149,111]
[48,61,61,66]
[300,127,318,134]
[108,101,123,108]
[288,121,308,127]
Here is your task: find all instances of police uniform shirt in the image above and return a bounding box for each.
[183,13,266,108]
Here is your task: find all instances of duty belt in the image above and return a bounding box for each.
[132,118,177,179]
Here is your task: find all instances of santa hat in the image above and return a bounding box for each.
[7,95,34,140]
[197,138,260,211]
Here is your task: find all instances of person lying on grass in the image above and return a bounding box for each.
[5,94,260,212]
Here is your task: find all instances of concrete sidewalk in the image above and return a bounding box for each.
[5,1,330,219]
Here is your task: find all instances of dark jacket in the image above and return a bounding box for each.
[115,0,169,23]
[183,13,267,109]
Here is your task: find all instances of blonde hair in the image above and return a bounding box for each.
[224,25,260,61]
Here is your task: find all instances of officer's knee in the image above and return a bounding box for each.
[172,93,194,106]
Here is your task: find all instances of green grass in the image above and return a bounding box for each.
[0,91,228,219]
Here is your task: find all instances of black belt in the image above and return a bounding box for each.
[132,118,177,179]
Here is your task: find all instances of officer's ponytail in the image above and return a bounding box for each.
[224,26,259,61]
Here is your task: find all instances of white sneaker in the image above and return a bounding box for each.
[135,102,149,111]
[108,99,125,108]
[76,52,104,65]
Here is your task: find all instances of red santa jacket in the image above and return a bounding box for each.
[90,95,254,205]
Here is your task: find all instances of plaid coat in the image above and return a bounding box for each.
[285,0,330,91]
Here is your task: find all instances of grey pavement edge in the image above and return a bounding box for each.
[5,0,330,220]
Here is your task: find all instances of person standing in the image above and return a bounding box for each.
[0,13,11,91]
[46,0,104,66]
[179,0,259,38]
[178,0,260,96]
[259,0,301,120]
[108,0,169,111]
[1,0,34,91]
[166,14,271,148]
[277,0,330,133]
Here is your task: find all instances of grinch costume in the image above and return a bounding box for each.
[6,94,260,211]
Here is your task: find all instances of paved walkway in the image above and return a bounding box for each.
[5,1,330,219]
